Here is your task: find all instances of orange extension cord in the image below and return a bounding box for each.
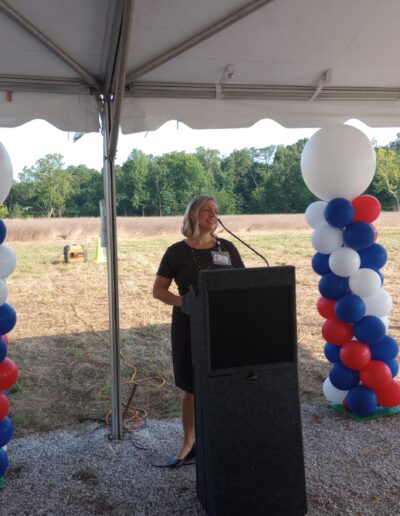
[99,350,167,432]
[50,273,167,432]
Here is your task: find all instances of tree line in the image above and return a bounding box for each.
[3,136,400,218]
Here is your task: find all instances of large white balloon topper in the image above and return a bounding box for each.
[301,125,376,201]
[0,143,13,205]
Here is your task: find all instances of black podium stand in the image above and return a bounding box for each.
[182,266,307,516]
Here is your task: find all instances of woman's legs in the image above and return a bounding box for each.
[176,390,195,459]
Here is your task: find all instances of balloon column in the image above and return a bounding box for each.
[301,125,400,417]
[0,143,18,485]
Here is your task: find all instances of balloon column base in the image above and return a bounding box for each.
[330,403,400,421]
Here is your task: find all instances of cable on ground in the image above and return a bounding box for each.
[50,273,168,433]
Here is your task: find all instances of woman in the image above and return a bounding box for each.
[153,195,244,467]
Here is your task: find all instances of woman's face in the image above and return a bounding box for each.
[195,200,219,233]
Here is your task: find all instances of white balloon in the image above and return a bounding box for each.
[363,289,392,317]
[322,377,348,404]
[349,268,381,298]
[301,125,376,201]
[311,224,343,254]
[0,143,13,204]
[0,278,7,305]
[0,245,16,279]
[380,316,389,331]
[305,201,328,228]
[329,247,360,277]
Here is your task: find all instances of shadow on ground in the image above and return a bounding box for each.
[7,316,331,439]
[7,324,179,438]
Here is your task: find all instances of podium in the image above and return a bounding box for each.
[182,266,307,516]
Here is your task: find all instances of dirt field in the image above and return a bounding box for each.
[4,214,400,437]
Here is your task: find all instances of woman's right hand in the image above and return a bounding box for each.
[153,275,182,307]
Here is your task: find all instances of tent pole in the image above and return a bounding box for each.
[102,100,123,440]
[101,0,134,441]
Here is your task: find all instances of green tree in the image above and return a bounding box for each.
[194,147,236,213]
[64,165,103,216]
[7,203,25,219]
[18,154,73,217]
[249,146,276,165]
[150,152,211,215]
[117,149,149,215]
[220,149,272,213]
[371,147,400,210]
[388,133,400,154]
[251,139,314,213]
[4,179,32,217]
[146,157,174,216]
[221,149,253,212]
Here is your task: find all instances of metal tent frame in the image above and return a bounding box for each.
[0,0,275,440]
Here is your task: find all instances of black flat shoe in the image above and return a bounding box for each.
[185,443,196,461]
[162,443,196,468]
[165,457,185,468]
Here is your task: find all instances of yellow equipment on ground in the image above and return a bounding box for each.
[63,244,87,264]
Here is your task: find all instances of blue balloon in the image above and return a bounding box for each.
[0,448,8,477]
[347,385,378,416]
[354,316,386,346]
[319,273,349,300]
[312,252,331,275]
[359,243,387,270]
[377,270,384,286]
[324,342,342,363]
[0,220,6,246]
[0,304,16,335]
[329,363,360,390]
[370,335,399,362]
[386,359,399,378]
[343,221,375,250]
[0,417,13,447]
[335,294,366,323]
[324,198,355,228]
[0,337,7,362]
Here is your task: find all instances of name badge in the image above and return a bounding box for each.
[212,251,232,266]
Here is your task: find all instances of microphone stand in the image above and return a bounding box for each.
[217,218,270,267]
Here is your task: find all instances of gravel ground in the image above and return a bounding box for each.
[1,400,400,515]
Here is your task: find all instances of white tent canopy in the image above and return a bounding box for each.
[2,0,400,132]
[2,0,400,439]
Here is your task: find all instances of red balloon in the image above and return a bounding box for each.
[340,340,371,370]
[377,380,400,407]
[360,360,392,391]
[352,195,381,223]
[317,297,336,319]
[322,318,353,345]
[0,393,9,419]
[0,358,18,391]
[1,334,9,346]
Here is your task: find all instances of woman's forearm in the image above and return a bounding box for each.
[153,287,182,307]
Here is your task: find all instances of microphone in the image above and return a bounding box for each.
[217,218,269,267]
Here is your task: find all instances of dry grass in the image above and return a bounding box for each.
[4,215,400,438]
[5,212,400,242]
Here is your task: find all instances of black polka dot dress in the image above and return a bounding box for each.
[157,238,245,393]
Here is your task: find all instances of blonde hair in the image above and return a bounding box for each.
[181,195,218,238]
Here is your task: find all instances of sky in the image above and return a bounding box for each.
[0,118,399,180]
